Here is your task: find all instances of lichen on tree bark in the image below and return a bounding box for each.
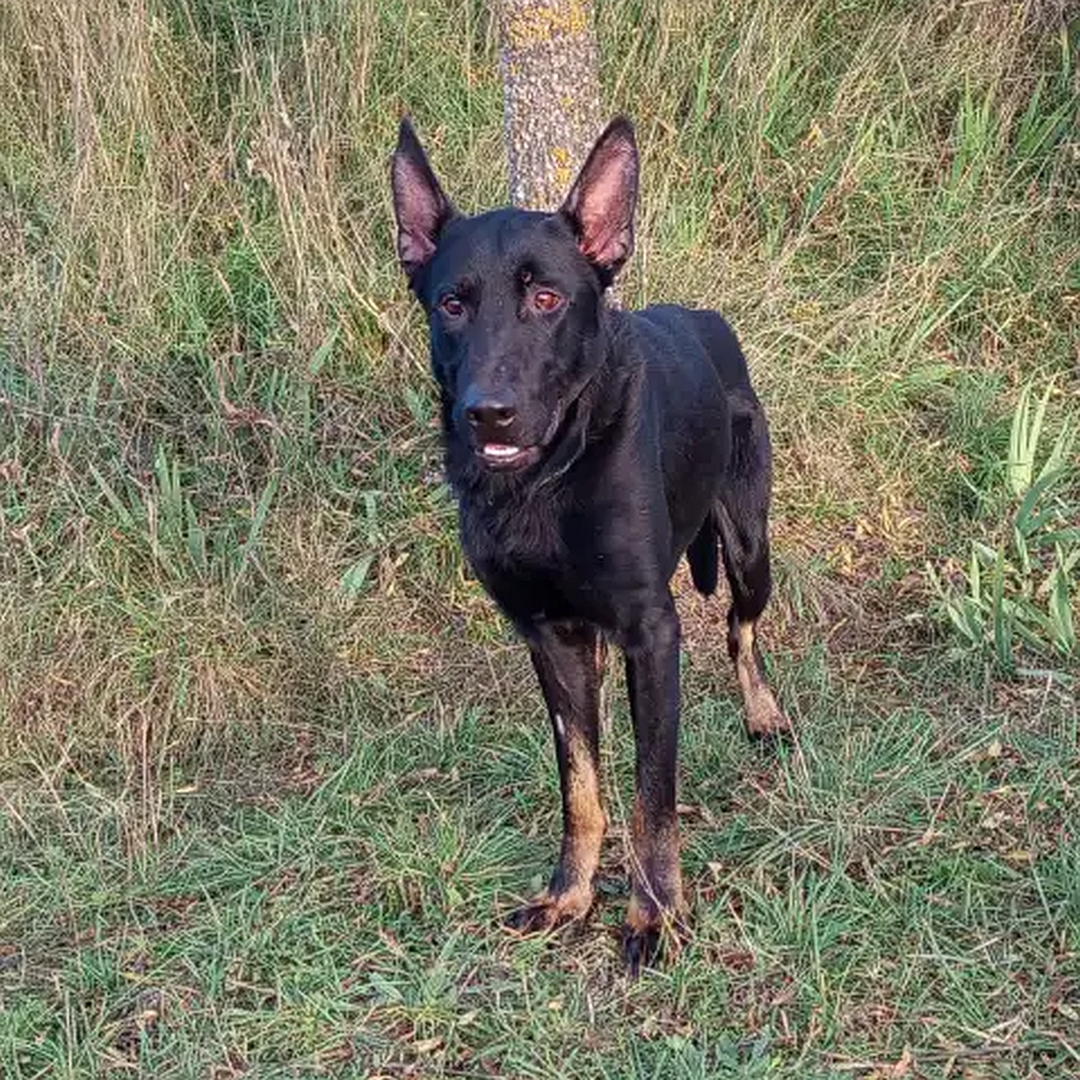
[496,0,604,211]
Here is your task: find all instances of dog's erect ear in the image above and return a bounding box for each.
[392,118,455,281]
[560,117,638,278]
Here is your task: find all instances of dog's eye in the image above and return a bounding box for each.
[439,294,465,318]
[532,290,563,313]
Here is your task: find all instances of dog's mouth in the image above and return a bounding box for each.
[477,442,540,470]
[471,404,565,472]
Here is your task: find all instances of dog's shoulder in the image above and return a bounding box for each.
[616,304,753,396]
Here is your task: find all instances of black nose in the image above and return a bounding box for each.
[466,400,517,429]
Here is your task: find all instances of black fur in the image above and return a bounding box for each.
[392,116,781,971]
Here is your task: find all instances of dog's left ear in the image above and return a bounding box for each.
[392,118,455,283]
[560,117,638,279]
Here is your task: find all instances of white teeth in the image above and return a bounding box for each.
[482,444,521,459]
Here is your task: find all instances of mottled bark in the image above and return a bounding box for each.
[496,0,604,211]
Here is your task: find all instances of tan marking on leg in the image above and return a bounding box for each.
[626,794,685,927]
[734,620,791,737]
[625,797,686,968]
[509,727,604,932]
[624,891,655,934]
[562,728,606,886]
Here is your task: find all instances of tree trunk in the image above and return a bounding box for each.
[496,0,603,211]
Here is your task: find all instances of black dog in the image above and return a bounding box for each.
[391,117,790,971]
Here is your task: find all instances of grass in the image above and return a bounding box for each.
[1,0,1078,1075]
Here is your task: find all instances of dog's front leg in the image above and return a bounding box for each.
[620,603,686,973]
[506,620,606,933]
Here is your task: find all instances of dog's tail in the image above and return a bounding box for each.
[687,513,719,596]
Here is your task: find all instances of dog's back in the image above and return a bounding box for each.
[635,305,754,395]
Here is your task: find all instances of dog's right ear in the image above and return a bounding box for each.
[391,119,454,282]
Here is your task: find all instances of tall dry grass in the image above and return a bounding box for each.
[0,0,1075,814]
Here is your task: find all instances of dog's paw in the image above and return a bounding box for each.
[620,896,687,975]
[620,922,663,976]
[743,683,793,742]
[504,900,565,934]
[504,886,593,935]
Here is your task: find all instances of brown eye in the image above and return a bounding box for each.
[533,289,563,313]
[439,294,465,317]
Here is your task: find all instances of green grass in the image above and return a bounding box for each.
[1,0,1078,1075]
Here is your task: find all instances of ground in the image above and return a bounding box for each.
[0,0,1077,1076]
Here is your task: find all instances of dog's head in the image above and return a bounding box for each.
[391,117,638,474]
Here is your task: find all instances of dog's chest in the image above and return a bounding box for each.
[460,491,565,583]
[459,492,616,627]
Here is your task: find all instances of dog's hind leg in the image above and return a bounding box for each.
[716,408,791,739]
[686,513,719,596]
[506,620,606,934]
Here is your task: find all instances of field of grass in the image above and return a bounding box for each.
[1,0,1078,1076]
